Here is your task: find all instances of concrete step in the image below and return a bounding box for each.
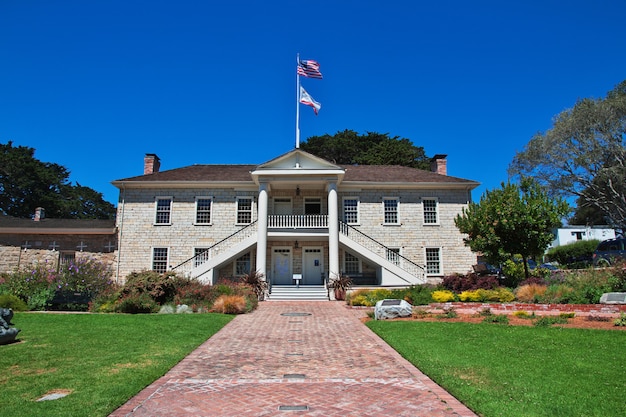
[268,285,329,301]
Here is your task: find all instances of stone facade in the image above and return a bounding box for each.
[113,150,479,286]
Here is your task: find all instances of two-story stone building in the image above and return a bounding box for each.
[112,149,478,297]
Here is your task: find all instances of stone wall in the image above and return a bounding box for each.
[115,186,476,283]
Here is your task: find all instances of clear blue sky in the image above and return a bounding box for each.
[2,0,625,206]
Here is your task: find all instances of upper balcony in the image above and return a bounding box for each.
[267,214,328,232]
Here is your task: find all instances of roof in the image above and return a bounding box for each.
[113,164,478,186]
[0,216,117,234]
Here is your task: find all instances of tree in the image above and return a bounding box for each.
[508,80,626,231]
[454,178,570,278]
[301,130,431,169]
[0,141,116,219]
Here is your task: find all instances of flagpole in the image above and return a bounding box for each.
[295,53,301,149]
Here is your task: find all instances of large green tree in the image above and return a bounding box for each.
[455,178,569,278]
[0,141,116,219]
[301,130,431,169]
[509,80,626,231]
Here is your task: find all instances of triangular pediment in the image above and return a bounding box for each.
[255,149,342,171]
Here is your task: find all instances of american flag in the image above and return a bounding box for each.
[297,60,323,79]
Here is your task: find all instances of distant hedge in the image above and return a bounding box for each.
[546,239,599,267]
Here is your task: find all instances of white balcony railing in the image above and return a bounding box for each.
[268,214,328,229]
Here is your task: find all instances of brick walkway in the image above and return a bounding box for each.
[109,302,477,417]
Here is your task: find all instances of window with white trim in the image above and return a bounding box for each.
[236,197,253,224]
[152,247,169,273]
[343,197,359,224]
[195,197,212,224]
[155,197,172,225]
[386,247,401,266]
[344,252,360,274]
[423,198,439,225]
[235,253,251,276]
[383,198,399,225]
[194,248,209,268]
[425,247,441,275]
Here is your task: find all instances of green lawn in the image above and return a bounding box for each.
[367,321,626,417]
[0,312,233,417]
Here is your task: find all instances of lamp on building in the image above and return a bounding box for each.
[296,186,300,196]
[294,241,299,249]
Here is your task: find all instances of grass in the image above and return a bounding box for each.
[367,321,626,417]
[0,312,233,417]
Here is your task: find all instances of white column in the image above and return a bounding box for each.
[327,182,340,280]
[256,183,268,277]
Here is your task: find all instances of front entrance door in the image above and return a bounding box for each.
[303,247,323,285]
[272,247,292,285]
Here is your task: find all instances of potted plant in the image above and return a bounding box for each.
[329,274,352,301]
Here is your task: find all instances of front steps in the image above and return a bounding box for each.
[268,285,329,301]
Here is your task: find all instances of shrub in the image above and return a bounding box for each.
[515,284,548,303]
[121,271,179,304]
[346,288,395,307]
[501,259,526,286]
[115,293,159,314]
[1,262,58,306]
[400,284,436,305]
[240,271,268,300]
[437,308,457,319]
[412,308,430,319]
[0,294,28,311]
[534,315,569,327]
[560,312,576,319]
[538,284,575,304]
[174,278,220,311]
[53,256,114,296]
[613,312,626,327]
[482,314,509,324]
[210,295,247,314]
[431,290,455,303]
[512,310,533,319]
[546,239,598,268]
[442,273,499,292]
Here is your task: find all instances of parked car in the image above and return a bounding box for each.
[593,237,626,266]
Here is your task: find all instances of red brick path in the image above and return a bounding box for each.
[109,302,477,417]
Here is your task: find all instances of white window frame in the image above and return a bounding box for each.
[343,251,361,274]
[154,197,173,225]
[343,197,360,225]
[382,197,400,225]
[234,252,251,276]
[236,196,254,225]
[304,197,322,215]
[425,247,442,276]
[422,197,439,225]
[194,197,213,225]
[152,247,169,273]
[194,247,210,268]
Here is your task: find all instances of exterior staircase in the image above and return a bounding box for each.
[268,285,329,301]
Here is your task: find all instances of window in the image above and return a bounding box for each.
[152,248,169,273]
[426,248,441,275]
[59,251,75,267]
[386,248,401,266]
[235,253,251,276]
[194,248,209,268]
[195,197,212,224]
[304,198,322,215]
[237,197,253,224]
[343,198,359,224]
[155,197,172,224]
[344,252,360,274]
[383,198,399,225]
[423,198,439,224]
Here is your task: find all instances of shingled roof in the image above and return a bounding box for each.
[113,164,477,185]
[0,216,116,233]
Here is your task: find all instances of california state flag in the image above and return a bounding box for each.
[299,86,321,115]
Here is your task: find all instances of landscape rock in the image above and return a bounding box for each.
[374,299,413,320]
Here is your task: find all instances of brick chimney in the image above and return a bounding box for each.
[430,154,447,175]
[34,207,45,221]
[144,154,161,175]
